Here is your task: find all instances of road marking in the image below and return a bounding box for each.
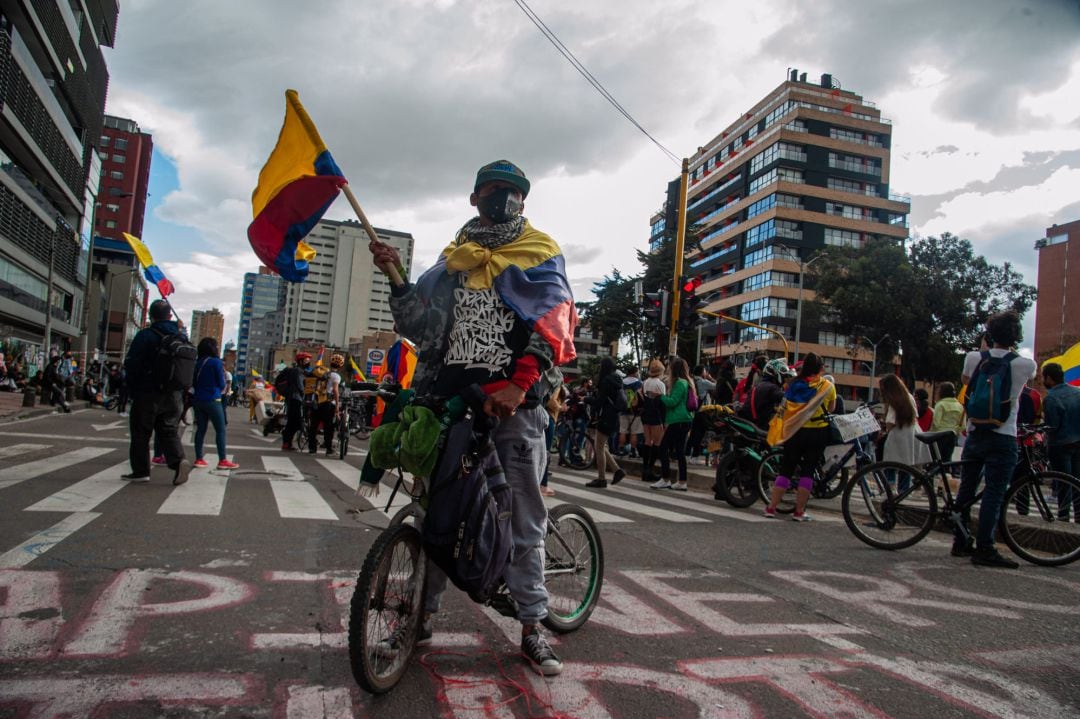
[25,461,131,513]
[0,443,49,459]
[549,482,709,522]
[90,420,125,431]
[0,448,114,490]
[545,497,632,523]
[315,458,359,491]
[261,455,305,481]
[0,512,101,568]
[269,481,339,520]
[552,469,771,523]
[157,456,234,516]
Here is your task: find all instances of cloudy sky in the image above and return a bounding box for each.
[103,0,1080,352]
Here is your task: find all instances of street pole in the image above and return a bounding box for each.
[793,254,804,363]
[668,158,689,357]
[862,333,888,404]
[43,235,55,362]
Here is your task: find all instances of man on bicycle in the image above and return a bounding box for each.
[368,160,577,676]
[954,311,1036,568]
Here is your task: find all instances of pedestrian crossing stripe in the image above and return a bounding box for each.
[0,448,113,490]
[157,456,235,516]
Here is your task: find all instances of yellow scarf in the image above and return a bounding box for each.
[442,221,560,290]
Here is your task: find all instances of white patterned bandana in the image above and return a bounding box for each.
[456,216,526,249]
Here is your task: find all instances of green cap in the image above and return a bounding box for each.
[474,160,530,198]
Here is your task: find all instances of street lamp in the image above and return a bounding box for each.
[859,333,889,404]
[773,243,826,363]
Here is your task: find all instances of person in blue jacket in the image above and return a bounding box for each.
[192,338,239,470]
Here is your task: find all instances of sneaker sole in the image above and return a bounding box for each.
[532,661,564,676]
[173,460,192,486]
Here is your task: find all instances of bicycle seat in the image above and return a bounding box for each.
[915,431,954,445]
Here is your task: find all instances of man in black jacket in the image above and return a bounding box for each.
[42,355,71,413]
[122,300,191,485]
[278,351,309,451]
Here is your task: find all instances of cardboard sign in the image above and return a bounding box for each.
[831,406,880,442]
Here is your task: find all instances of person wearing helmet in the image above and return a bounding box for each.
[738,358,788,431]
[276,351,309,450]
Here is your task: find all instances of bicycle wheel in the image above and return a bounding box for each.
[338,414,350,459]
[756,447,796,513]
[817,454,849,499]
[716,449,760,508]
[296,417,309,451]
[567,432,595,470]
[542,504,604,633]
[841,462,937,550]
[1000,471,1080,566]
[348,524,427,694]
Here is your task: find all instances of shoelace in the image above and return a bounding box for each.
[522,632,557,663]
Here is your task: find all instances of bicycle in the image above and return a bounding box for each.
[841,424,1080,566]
[554,413,594,470]
[336,405,350,459]
[755,417,877,513]
[348,389,604,694]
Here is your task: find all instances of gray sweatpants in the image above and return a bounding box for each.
[424,405,550,623]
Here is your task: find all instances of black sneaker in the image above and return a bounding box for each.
[585,479,607,488]
[521,626,562,676]
[173,459,192,486]
[950,539,974,557]
[325,447,334,456]
[971,547,1019,569]
[611,469,625,485]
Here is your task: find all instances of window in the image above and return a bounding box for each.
[746,194,776,220]
[109,170,124,180]
[99,136,110,147]
[114,138,128,151]
[112,154,126,163]
[745,220,775,249]
[784,119,808,133]
[105,203,119,212]
[828,152,881,176]
[829,127,881,147]
[743,245,784,269]
[105,220,117,229]
[825,202,873,221]
[743,270,799,292]
[817,331,852,347]
[824,227,864,249]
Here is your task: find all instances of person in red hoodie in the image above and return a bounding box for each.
[914,388,934,432]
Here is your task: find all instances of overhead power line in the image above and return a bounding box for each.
[510,0,681,165]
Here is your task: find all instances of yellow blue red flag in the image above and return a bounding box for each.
[348,356,366,383]
[122,233,174,296]
[248,90,346,282]
[1043,341,1080,386]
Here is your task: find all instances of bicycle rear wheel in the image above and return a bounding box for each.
[1000,471,1080,566]
[756,447,795,513]
[348,524,427,694]
[567,432,595,470]
[841,462,937,550]
[338,415,350,459]
[542,504,604,633]
[716,449,760,508]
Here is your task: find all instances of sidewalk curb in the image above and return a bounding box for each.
[0,401,94,424]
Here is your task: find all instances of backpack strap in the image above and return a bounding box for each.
[749,384,758,420]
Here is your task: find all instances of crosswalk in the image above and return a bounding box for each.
[0,442,772,542]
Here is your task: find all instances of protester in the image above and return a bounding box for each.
[914,387,934,431]
[122,300,192,485]
[763,353,836,521]
[929,381,965,463]
[640,359,667,482]
[586,357,626,488]
[369,159,575,675]
[1041,362,1080,521]
[651,356,695,491]
[277,352,308,451]
[713,358,737,405]
[541,383,568,497]
[738,358,788,430]
[952,310,1036,568]
[41,355,71,413]
[619,366,644,458]
[191,338,239,470]
[879,374,930,480]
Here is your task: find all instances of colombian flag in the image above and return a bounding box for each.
[122,233,175,297]
[248,90,346,282]
[1044,341,1080,386]
[348,356,366,383]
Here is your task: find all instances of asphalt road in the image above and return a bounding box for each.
[1,406,1078,718]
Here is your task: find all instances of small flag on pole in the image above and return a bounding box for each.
[348,356,366,383]
[121,233,174,296]
[248,90,347,282]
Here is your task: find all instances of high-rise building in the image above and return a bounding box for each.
[281,219,413,346]
[85,115,153,359]
[191,308,224,348]
[236,266,287,378]
[0,3,119,362]
[1034,219,1080,366]
[660,70,910,399]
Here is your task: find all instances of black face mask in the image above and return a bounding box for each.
[477,187,523,224]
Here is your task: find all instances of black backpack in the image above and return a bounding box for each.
[151,329,197,391]
[274,369,292,398]
[422,416,514,604]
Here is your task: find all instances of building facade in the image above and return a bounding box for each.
[190,308,224,348]
[236,266,286,379]
[1034,219,1080,366]
[0,2,119,367]
[659,70,910,399]
[281,219,413,347]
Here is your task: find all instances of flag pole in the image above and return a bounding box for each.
[341,184,404,287]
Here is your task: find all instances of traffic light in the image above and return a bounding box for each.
[678,275,705,331]
[642,289,671,329]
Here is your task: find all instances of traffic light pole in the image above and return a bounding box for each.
[697,309,790,357]
[668,158,689,356]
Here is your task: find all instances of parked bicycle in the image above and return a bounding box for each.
[348,389,604,694]
[841,424,1080,566]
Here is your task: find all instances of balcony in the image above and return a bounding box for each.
[828,158,882,176]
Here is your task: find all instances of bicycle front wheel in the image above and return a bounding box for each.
[542,504,604,634]
[756,447,795,513]
[348,524,427,694]
[841,462,937,550]
[1000,471,1080,566]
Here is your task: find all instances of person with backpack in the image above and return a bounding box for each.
[733,355,768,407]
[929,381,965,465]
[586,357,627,488]
[619,365,644,458]
[275,351,309,451]
[738,358,788,430]
[368,159,576,675]
[304,362,335,455]
[650,356,696,491]
[122,300,194,485]
[639,358,667,482]
[952,310,1037,568]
